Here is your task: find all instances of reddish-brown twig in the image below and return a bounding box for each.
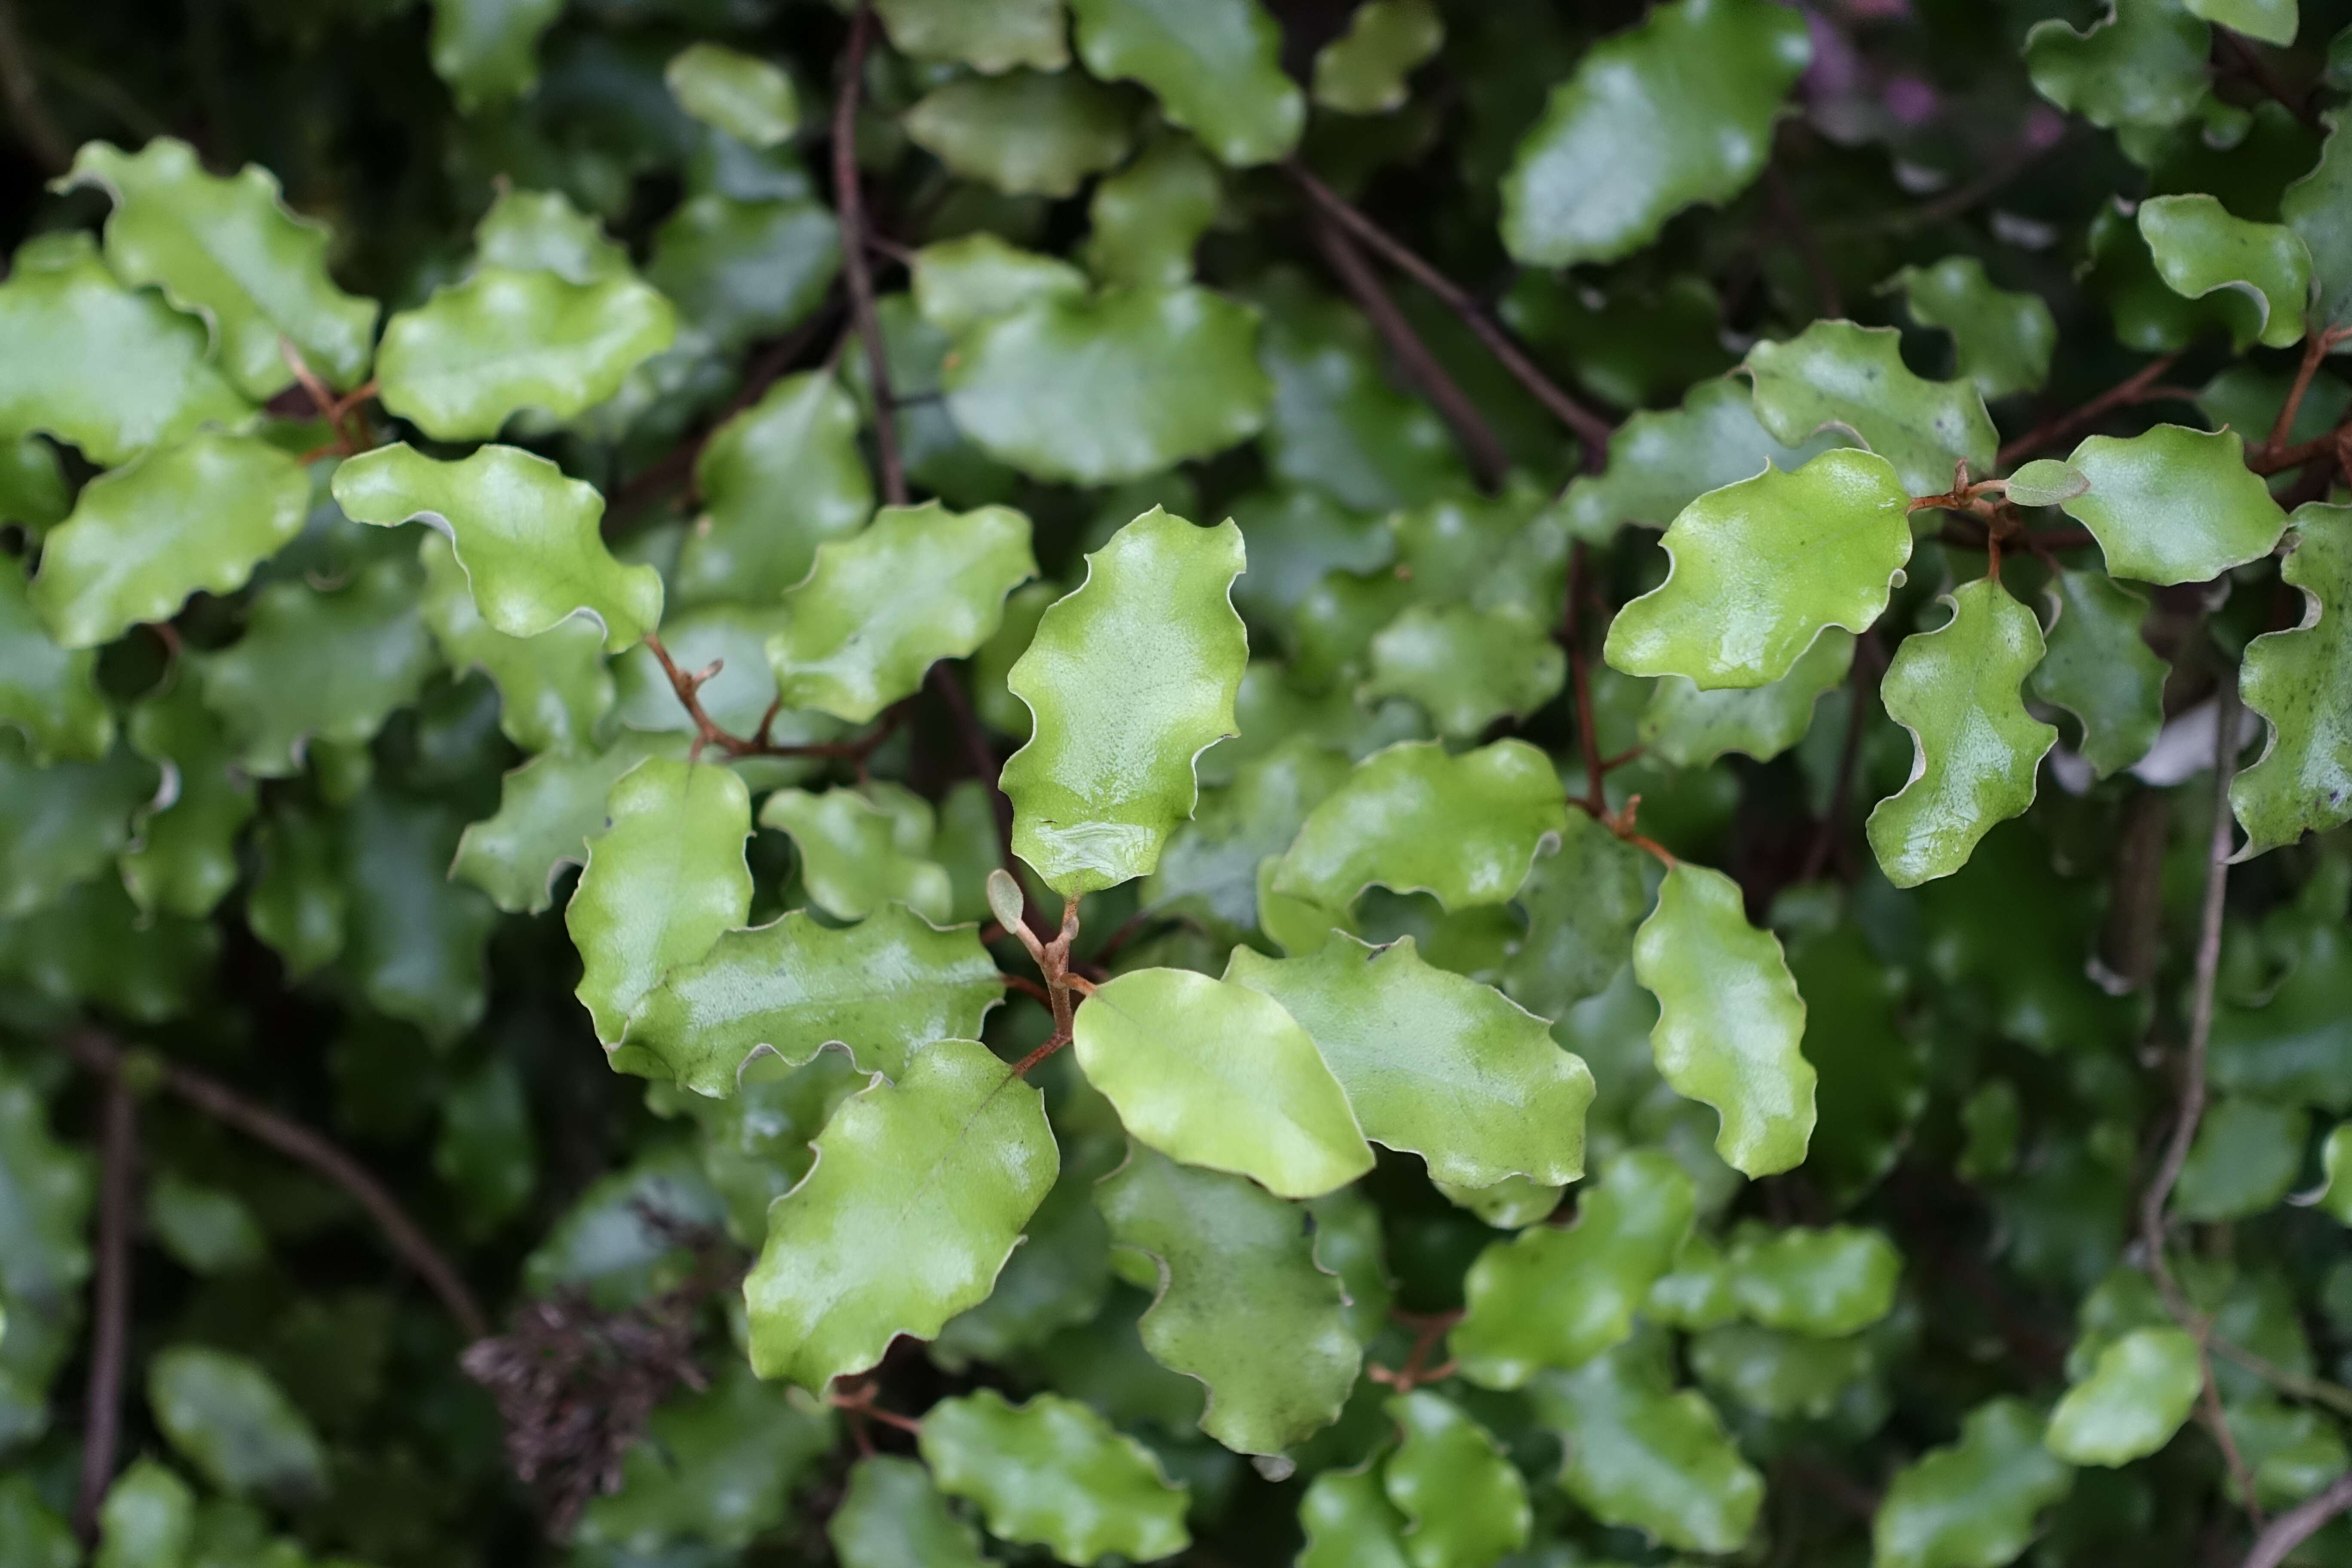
[640,633,904,765]
[1996,351,2186,467]
[2242,1473,2352,1568]
[71,1069,137,1545]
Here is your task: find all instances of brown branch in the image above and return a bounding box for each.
[2242,1473,2352,1568]
[67,1029,488,1340]
[0,0,67,175]
[2215,28,2317,130]
[1764,163,1842,320]
[71,1070,137,1545]
[1892,131,2062,231]
[1997,351,2186,468]
[833,3,906,508]
[640,633,903,765]
[1287,161,1616,463]
[1307,209,1509,492]
[2269,329,2342,449]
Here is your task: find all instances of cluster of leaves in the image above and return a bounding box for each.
[3,0,2352,1565]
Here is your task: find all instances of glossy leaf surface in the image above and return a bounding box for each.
[1067,0,1304,167]
[1528,1343,1763,1554]
[2061,425,2288,586]
[1872,1398,2075,1568]
[1381,1390,1531,1568]
[921,1389,1190,1564]
[2233,505,2352,855]
[1744,321,1998,497]
[2032,568,2165,778]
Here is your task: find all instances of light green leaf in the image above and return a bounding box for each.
[1454,1149,1695,1387]
[1069,0,1303,167]
[876,0,1069,73]
[1725,1224,1902,1337]
[2174,1095,2306,1219]
[1745,321,1998,497]
[0,236,252,475]
[567,756,752,1050]
[1313,0,1442,115]
[1143,735,1351,933]
[921,1389,1190,1564]
[1556,375,1850,541]
[2283,114,2352,336]
[334,441,663,648]
[1888,255,2057,402]
[426,0,563,109]
[122,676,254,919]
[613,605,846,758]
[1269,740,1567,919]
[0,732,155,919]
[1527,1342,1764,1554]
[761,785,952,924]
[95,1458,195,1568]
[62,138,376,400]
[666,44,797,150]
[2317,1124,2352,1224]
[2185,0,2295,43]
[2032,568,2164,778]
[196,557,436,775]
[1226,935,1592,1188]
[2233,505,2352,856]
[945,287,1271,485]
[905,70,1136,198]
[644,193,840,354]
[1874,1397,2075,1568]
[471,186,629,283]
[676,370,873,608]
[339,787,498,1042]
[1648,1232,1739,1331]
[999,508,1246,894]
[2138,194,2312,349]
[1096,1144,1358,1454]
[2024,0,2209,136]
[2061,424,2288,585]
[1632,861,1815,1176]
[1084,134,1222,288]
[935,1116,1121,1368]
[828,1455,991,1568]
[375,267,678,441]
[0,435,67,534]
[1364,604,1564,739]
[148,1346,326,1507]
[1502,812,1651,1019]
[1604,448,1911,689]
[1382,1390,1530,1568]
[1298,1466,1413,1568]
[629,906,1000,1092]
[1501,0,1809,266]
[747,1038,1054,1389]
[417,531,612,755]
[453,732,685,914]
[769,502,1035,723]
[31,430,307,649]
[576,1364,834,1553]
[2003,459,2092,508]
[1866,579,2057,889]
[913,234,1088,337]
[1074,967,1372,1198]
[0,560,110,764]
[1640,627,1853,767]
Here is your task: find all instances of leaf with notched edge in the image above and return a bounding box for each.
[1554,374,1850,542]
[2060,425,2287,586]
[875,0,1070,74]
[1527,1341,1763,1555]
[1873,1398,2075,1568]
[1640,628,1853,768]
[921,1390,1190,1565]
[2032,567,2165,779]
[1744,321,1998,498]
[760,785,952,925]
[1068,0,1302,167]
[827,1455,991,1568]
[2138,195,2312,350]
[904,71,1136,199]
[417,532,613,756]
[674,371,873,609]
[1382,1390,1532,1568]
[2233,506,2352,856]
[0,561,110,765]
[453,733,687,915]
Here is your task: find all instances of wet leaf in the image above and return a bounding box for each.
[2061,425,2287,585]
[453,732,685,914]
[2138,194,2312,349]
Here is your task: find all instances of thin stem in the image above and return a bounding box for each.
[2269,328,2338,450]
[1996,351,2185,468]
[833,4,906,508]
[2215,28,2317,129]
[71,1071,137,1544]
[1892,132,2060,231]
[641,633,903,763]
[1287,161,1616,462]
[2241,1473,2352,1568]
[1307,208,1509,492]
[0,0,68,175]
[2199,1338,2264,1528]
[2210,1335,2352,1421]
[67,1030,488,1339]
[1010,1030,1071,1078]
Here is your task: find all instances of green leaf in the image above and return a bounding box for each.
[0,233,250,468]
[1866,579,2058,889]
[920,1389,1190,1564]
[196,557,436,775]
[2137,194,2312,349]
[999,508,1247,894]
[828,1455,991,1568]
[147,1172,264,1276]
[1454,1149,1695,1387]
[2317,1124,2352,1225]
[769,502,1035,723]
[913,234,1088,337]
[2173,1095,2306,1220]
[1084,134,1222,288]
[1501,811,1651,1019]
[471,186,630,283]
[1501,0,1807,266]
[2061,425,2288,585]
[675,370,873,608]
[0,560,110,765]
[1527,1341,1764,1554]
[1226,935,1593,1188]
[148,1346,327,1507]
[2003,459,2092,508]
[1875,1398,2076,1568]
[1074,967,1372,1198]
[426,0,563,109]
[945,288,1271,486]
[876,0,1070,73]
[122,676,255,919]
[2211,914,2352,1109]
[2282,114,2352,336]
[1363,603,1565,739]
[1556,375,1850,541]
[62,138,377,400]
[1725,1223,1902,1337]
[1604,448,1910,690]
[0,1480,73,1568]
[1690,1322,1876,1420]
[417,531,612,755]
[453,732,685,914]
[375,267,678,441]
[644,193,841,353]
[2186,0,2295,43]
[248,805,343,975]
[1269,740,1567,921]
[1887,256,2058,402]
[435,1055,536,1233]
[761,785,952,924]
[95,1458,196,1568]
[612,605,846,755]
[2028,568,2163,779]
[1143,735,1351,933]
[1640,627,1853,767]
[746,1038,1055,1389]
[934,1118,1119,1366]
[1298,1466,1413,1568]
[567,757,752,1050]
[0,732,155,919]
[576,1364,834,1553]
[1744,321,1998,498]
[665,44,797,150]
[334,441,663,648]
[2233,505,2352,856]
[339,787,498,1042]
[1632,861,1815,1176]
[1096,1143,1358,1454]
[1068,0,1303,167]
[31,430,307,649]
[905,71,1137,198]
[1382,1390,1531,1568]
[2024,0,2209,136]
[0,435,68,534]
[1312,0,1443,115]
[629,906,1000,1092]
